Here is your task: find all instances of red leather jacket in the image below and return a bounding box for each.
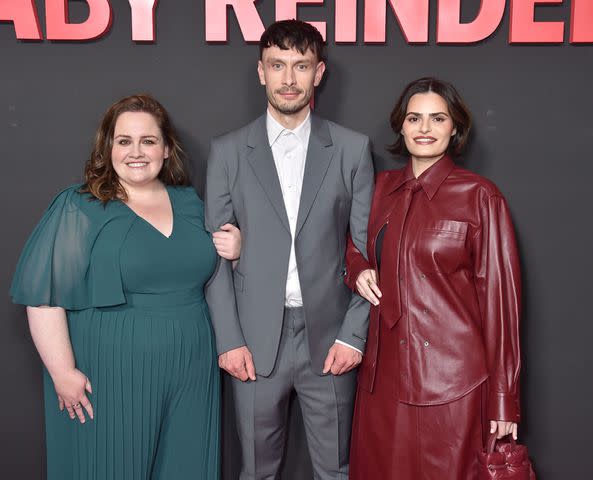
[345,156,521,421]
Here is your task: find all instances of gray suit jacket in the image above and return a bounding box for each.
[205,114,373,376]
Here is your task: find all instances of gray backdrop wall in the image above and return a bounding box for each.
[2,0,592,478]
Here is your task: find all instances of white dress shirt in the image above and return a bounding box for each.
[266,110,361,354]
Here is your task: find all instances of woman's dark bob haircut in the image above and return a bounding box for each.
[388,77,472,157]
[81,94,189,202]
[259,19,325,62]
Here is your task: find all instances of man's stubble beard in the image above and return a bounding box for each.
[267,88,312,116]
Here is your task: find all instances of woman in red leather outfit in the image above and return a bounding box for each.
[345,77,521,479]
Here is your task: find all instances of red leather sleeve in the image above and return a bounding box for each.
[473,194,522,422]
[344,234,371,292]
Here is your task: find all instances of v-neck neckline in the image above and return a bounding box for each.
[121,185,175,239]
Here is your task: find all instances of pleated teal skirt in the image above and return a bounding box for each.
[43,293,220,480]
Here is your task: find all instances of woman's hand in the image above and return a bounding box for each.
[490,420,518,440]
[355,269,382,306]
[52,368,93,423]
[213,223,241,260]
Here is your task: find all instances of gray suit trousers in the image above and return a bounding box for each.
[231,308,357,480]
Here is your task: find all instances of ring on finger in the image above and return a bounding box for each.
[72,403,82,408]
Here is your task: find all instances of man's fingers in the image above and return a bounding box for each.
[336,361,353,375]
[245,355,256,381]
[234,367,249,381]
[219,223,236,232]
[323,349,336,374]
[331,358,346,375]
[343,360,357,374]
[219,347,254,381]
[331,362,342,375]
[229,359,249,381]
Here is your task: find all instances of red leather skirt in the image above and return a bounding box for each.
[349,317,488,480]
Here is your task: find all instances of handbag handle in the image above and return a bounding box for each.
[486,432,517,453]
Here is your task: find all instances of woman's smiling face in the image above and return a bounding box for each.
[401,92,457,163]
[110,111,169,190]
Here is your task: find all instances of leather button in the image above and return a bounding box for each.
[423,341,430,347]
[420,273,426,279]
[400,339,407,345]
[422,308,428,314]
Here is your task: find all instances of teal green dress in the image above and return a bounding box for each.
[11,184,220,480]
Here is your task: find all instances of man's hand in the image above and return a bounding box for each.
[218,346,256,381]
[322,343,362,376]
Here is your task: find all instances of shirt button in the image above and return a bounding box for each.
[423,341,430,347]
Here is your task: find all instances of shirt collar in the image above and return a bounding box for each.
[266,109,311,148]
[387,154,455,200]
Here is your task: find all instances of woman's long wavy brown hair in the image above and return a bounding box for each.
[81,94,189,202]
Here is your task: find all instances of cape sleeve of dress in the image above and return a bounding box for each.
[10,185,127,310]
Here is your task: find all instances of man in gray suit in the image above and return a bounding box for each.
[205,19,373,480]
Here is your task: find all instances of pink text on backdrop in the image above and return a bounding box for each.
[0,0,592,43]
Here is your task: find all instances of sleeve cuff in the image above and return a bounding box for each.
[344,256,371,291]
[334,339,363,355]
[487,391,520,422]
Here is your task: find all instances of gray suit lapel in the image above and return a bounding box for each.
[246,115,291,233]
[295,115,335,238]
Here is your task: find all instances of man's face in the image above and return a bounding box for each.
[258,45,325,116]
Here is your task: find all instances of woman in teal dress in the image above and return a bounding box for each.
[10,95,237,479]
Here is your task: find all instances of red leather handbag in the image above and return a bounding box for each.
[478,433,536,479]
